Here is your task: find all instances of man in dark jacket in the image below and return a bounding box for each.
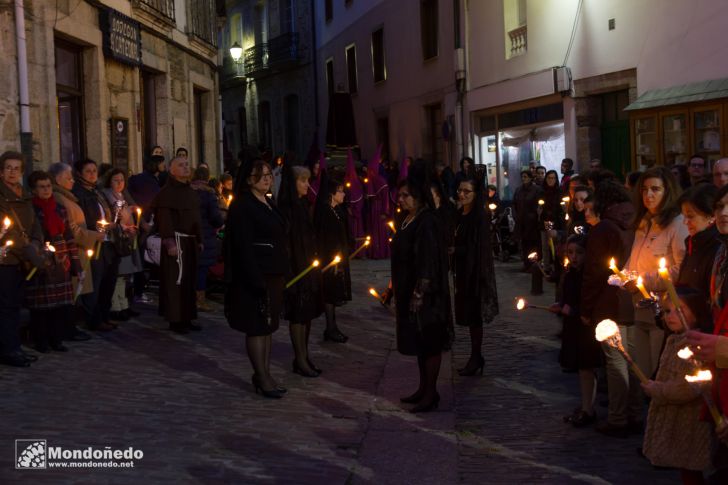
[128,155,164,214]
[0,151,47,367]
[513,170,543,270]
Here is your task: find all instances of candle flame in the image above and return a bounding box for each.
[388,237,392,242]
[565,213,570,220]
[333,255,341,264]
[98,219,108,226]
[312,260,320,267]
[488,203,497,211]
[595,319,619,342]
[136,208,142,215]
[5,240,13,247]
[366,235,371,241]
[637,275,644,286]
[387,221,395,231]
[516,298,526,310]
[364,239,371,246]
[527,252,538,261]
[659,257,667,272]
[346,182,351,188]
[609,258,617,269]
[685,370,713,383]
[364,178,369,184]
[369,288,381,299]
[677,346,694,360]
[562,196,570,203]
[538,199,545,206]
[46,242,56,253]
[2,216,10,229]
[563,258,569,268]
[87,249,94,257]
[396,207,401,213]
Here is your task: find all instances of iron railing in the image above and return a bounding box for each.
[135,0,175,22]
[244,32,300,77]
[189,0,217,47]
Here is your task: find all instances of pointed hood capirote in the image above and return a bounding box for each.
[345,148,363,204]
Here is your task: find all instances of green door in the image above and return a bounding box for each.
[601,120,630,178]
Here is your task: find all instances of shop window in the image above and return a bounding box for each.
[503,0,527,59]
[258,101,272,149]
[325,0,333,22]
[371,28,386,83]
[346,45,358,94]
[421,0,438,60]
[141,71,159,157]
[194,89,208,164]
[326,58,335,97]
[55,41,85,165]
[284,94,300,153]
[425,103,444,163]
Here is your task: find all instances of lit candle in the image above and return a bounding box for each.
[346,182,352,188]
[527,252,539,262]
[685,370,724,427]
[488,203,497,211]
[538,199,545,206]
[565,213,570,221]
[387,220,396,233]
[609,258,628,281]
[635,276,651,299]
[562,196,570,203]
[595,319,648,383]
[136,208,142,229]
[563,257,570,269]
[227,194,234,207]
[364,178,369,184]
[321,254,342,272]
[658,257,681,309]
[369,288,381,300]
[349,239,371,260]
[0,216,11,238]
[285,259,320,288]
[515,298,549,311]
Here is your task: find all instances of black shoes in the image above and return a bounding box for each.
[252,374,284,399]
[292,360,320,378]
[458,356,485,376]
[564,410,597,428]
[410,393,440,413]
[400,390,424,404]
[308,359,322,375]
[323,329,348,343]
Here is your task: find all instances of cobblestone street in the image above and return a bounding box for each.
[1,259,678,484]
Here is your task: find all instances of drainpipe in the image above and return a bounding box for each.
[218,93,224,174]
[14,0,32,166]
[310,0,320,131]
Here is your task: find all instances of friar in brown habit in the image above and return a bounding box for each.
[151,157,203,334]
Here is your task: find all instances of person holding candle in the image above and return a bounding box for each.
[566,186,592,236]
[279,160,324,377]
[102,168,142,322]
[48,162,95,341]
[513,170,543,271]
[579,179,636,437]
[25,171,82,353]
[151,157,203,334]
[675,184,720,330]
[641,287,714,483]
[0,151,46,367]
[315,171,352,343]
[550,234,602,426]
[391,160,453,412]
[453,175,499,376]
[624,167,688,396]
[72,159,119,332]
[224,158,288,398]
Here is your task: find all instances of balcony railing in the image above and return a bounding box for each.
[508,25,527,57]
[244,32,300,77]
[189,0,217,47]
[134,0,175,22]
[220,56,246,85]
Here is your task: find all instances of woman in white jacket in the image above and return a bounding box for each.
[626,167,687,384]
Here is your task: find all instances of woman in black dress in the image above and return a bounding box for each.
[224,159,288,398]
[278,160,324,377]
[454,176,499,376]
[314,173,352,343]
[391,160,453,413]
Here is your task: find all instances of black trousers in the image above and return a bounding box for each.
[80,242,120,328]
[30,307,70,347]
[0,264,24,355]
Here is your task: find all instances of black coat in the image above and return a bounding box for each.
[453,207,499,326]
[580,202,635,323]
[191,182,224,268]
[224,191,288,334]
[314,204,351,305]
[513,182,543,243]
[391,209,453,356]
[282,196,323,322]
[677,225,720,305]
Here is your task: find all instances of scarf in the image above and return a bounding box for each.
[33,195,65,237]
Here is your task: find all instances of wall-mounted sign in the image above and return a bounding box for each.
[111,117,129,173]
[99,8,142,66]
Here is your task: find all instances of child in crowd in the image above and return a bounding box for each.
[550,234,603,426]
[642,287,714,484]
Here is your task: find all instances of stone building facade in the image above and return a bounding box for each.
[219,0,317,164]
[0,0,222,173]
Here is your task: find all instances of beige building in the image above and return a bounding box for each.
[0,0,222,173]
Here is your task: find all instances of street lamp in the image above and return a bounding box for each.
[229,42,243,62]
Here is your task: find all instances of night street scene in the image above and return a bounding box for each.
[3,0,728,483]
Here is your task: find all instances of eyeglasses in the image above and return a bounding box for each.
[3,166,21,172]
[260,172,273,179]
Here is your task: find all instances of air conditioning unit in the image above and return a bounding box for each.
[553,66,571,93]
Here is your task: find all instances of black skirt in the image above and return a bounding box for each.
[225,275,284,336]
[559,316,603,370]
